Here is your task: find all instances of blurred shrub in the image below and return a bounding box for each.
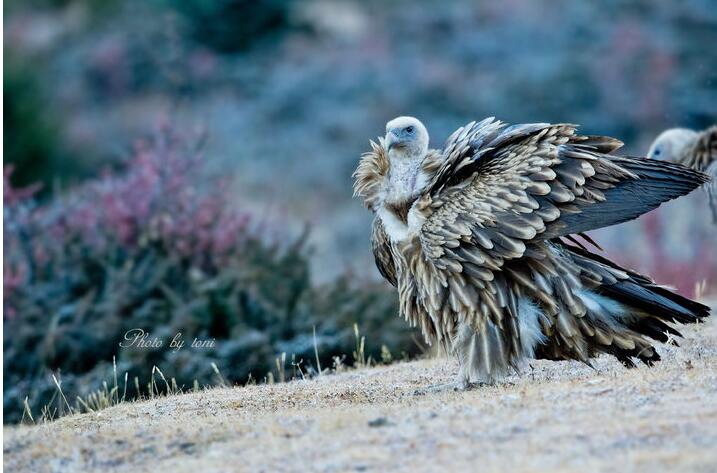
[167,0,295,53]
[3,126,418,423]
[3,0,120,13]
[3,56,84,195]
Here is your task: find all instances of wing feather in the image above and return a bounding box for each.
[415,119,708,356]
[355,118,710,364]
[370,217,396,287]
[420,119,709,272]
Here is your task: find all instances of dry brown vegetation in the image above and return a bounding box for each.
[4,309,717,473]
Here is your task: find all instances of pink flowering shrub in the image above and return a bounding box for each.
[3,127,416,423]
[5,126,250,286]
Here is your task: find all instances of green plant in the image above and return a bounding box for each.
[3,55,84,195]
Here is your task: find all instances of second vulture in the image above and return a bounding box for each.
[648,125,717,222]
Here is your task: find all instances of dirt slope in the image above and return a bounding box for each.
[4,316,717,473]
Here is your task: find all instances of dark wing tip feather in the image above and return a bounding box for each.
[619,156,711,184]
[598,279,710,325]
[553,157,710,236]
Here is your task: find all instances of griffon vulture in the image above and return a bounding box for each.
[354,116,711,390]
[648,126,717,222]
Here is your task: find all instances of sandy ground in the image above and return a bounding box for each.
[4,316,717,473]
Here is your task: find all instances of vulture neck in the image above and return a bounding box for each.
[385,152,424,208]
[381,151,428,234]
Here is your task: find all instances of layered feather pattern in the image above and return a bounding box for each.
[355,118,711,384]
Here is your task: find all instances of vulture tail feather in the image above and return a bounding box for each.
[558,243,710,367]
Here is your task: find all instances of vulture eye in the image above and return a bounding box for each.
[406,126,415,133]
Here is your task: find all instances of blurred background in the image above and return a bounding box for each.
[4,0,717,423]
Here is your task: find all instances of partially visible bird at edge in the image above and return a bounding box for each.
[648,125,717,222]
[353,116,712,391]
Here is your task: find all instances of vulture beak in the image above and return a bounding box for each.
[386,129,402,151]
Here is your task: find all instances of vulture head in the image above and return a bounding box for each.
[383,116,430,205]
[648,128,698,161]
[385,116,429,158]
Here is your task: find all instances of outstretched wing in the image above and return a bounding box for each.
[420,119,709,272]
[412,119,708,371]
